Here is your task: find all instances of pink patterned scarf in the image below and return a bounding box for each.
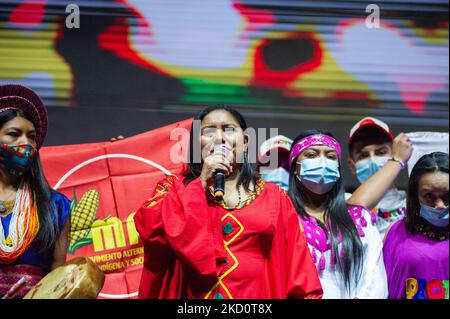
[289,134,341,168]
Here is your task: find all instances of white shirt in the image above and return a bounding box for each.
[345,189,406,239]
[301,207,388,299]
[375,188,406,238]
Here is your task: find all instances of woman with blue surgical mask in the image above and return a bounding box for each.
[288,130,388,299]
[383,152,448,299]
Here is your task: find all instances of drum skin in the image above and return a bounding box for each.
[23,257,105,299]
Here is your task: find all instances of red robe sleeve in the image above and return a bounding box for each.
[134,175,227,298]
[266,188,323,299]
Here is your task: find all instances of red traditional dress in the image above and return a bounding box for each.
[134,175,323,299]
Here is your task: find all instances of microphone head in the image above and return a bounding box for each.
[213,169,226,202]
[214,190,224,202]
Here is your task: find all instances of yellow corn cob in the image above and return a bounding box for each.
[69,189,99,247]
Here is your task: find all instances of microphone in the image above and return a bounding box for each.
[214,171,225,202]
[213,145,229,202]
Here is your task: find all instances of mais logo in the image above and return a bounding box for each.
[54,153,173,255]
[68,188,140,254]
[91,211,140,251]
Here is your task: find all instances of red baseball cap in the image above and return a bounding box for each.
[349,117,394,145]
[258,135,293,169]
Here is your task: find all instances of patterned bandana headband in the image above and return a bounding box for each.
[289,134,342,168]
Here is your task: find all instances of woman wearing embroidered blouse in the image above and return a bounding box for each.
[383,152,448,299]
[134,105,323,299]
[287,130,389,299]
[0,84,70,298]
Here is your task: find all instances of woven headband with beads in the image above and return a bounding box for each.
[289,134,341,168]
[0,84,48,149]
[0,107,18,113]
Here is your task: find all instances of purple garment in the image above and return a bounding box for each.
[383,220,449,299]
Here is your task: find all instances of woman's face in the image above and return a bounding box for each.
[418,171,449,209]
[0,116,37,149]
[200,109,248,165]
[294,145,339,174]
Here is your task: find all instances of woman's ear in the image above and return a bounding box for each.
[294,162,301,175]
[243,133,249,153]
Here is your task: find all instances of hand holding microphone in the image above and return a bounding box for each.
[213,145,232,202]
[200,145,233,198]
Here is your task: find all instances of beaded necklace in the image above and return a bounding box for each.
[415,219,449,241]
[214,179,265,211]
[300,206,369,271]
[0,182,39,264]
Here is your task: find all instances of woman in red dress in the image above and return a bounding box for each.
[134,105,323,299]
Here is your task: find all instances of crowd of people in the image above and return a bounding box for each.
[0,85,448,299]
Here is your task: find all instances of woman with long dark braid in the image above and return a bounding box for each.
[383,152,448,299]
[287,130,388,298]
[0,84,70,298]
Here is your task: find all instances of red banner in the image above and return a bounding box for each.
[40,118,192,299]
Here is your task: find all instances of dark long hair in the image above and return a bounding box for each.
[183,104,257,192]
[405,151,449,233]
[0,109,60,253]
[287,129,364,292]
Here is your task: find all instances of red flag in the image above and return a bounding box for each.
[40,118,193,299]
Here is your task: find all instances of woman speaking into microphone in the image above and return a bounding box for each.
[134,105,322,299]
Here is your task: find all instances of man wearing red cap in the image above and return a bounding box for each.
[347,117,409,238]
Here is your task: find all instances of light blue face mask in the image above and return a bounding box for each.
[296,157,340,194]
[419,204,449,227]
[355,156,390,184]
[260,167,290,191]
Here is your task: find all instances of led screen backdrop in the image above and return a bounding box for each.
[0,0,448,299]
[0,0,448,127]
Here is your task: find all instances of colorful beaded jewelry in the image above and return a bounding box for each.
[215,179,265,211]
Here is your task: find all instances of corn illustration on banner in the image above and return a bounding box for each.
[39,118,193,299]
